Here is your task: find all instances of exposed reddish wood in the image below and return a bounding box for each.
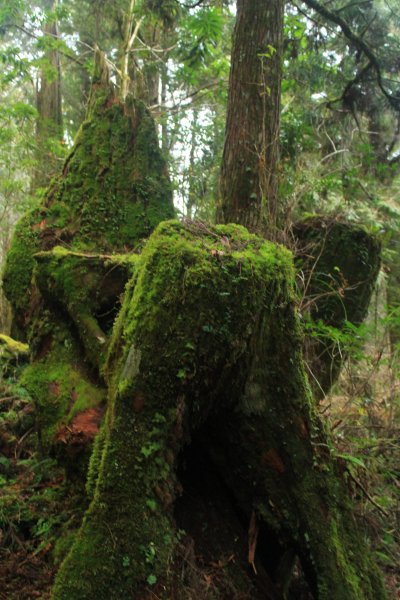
[56,407,104,448]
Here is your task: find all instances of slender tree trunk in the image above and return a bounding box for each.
[32,1,63,191]
[186,108,199,218]
[142,23,161,107]
[218,0,284,236]
[120,0,144,101]
[161,52,169,156]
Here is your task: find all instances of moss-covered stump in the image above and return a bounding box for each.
[52,221,386,600]
[294,217,381,397]
[2,51,174,467]
[3,50,174,332]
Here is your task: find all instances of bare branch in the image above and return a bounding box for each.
[298,0,399,110]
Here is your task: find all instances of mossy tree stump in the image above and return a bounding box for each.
[2,53,386,600]
[49,221,386,600]
[3,53,174,466]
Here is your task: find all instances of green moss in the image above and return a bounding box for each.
[3,86,173,456]
[0,334,29,357]
[4,84,174,332]
[53,530,79,567]
[2,208,44,322]
[32,248,139,371]
[85,423,107,499]
[46,97,174,253]
[21,319,105,448]
[3,87,172,447]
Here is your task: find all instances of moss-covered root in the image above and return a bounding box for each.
[51,220,296,599]
[51,220,386,600]
[20,315,106,455]
[0,334,29,377]
[33,248,139,370]
[0,334,28,361]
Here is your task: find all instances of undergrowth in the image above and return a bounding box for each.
[0,379,86,600]
[320,316,400,599]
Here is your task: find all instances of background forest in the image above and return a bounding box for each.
[0,0,399,598]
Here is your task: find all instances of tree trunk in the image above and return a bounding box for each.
[218,0,284,236]
[33,1,63,191]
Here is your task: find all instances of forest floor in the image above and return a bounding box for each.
[325,357,400,600]
[0,380,80,600]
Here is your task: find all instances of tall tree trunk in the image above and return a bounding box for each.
[33,1,63,191]
[120,0,144,100]
[142,23,161,108]
[218,0,284,236]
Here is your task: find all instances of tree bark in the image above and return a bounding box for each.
[218,0,284,236]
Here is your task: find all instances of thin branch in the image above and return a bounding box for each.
[299,0,399,110]
[320,148,350,163]
[13,24,84,66]
[348,471,390,518]
[174,0,206,8]
[149,80,222,113]
[128,16,144,50]
[292,2,338,35]
[336,0,373,13]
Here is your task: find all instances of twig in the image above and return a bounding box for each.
[300,0,399,110]
[348,471,390,518]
